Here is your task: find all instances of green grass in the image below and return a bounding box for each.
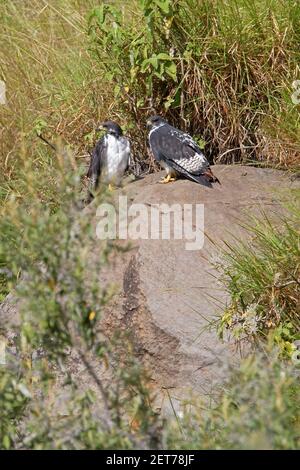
[87,0,300,169]
[218,189,300,356]
[0,0,103,205]
[1,0,299,210]
[167,352,300,450]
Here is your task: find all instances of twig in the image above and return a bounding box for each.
[217,145,259,160]
[37,133,56,151]
[76,348,113,431]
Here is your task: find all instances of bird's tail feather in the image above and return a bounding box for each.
[202,168,221,185]
[189,169,220,187]
[190,174,212,187]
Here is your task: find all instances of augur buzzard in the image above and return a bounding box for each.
[147,116,220,186]
[87,121,130,201]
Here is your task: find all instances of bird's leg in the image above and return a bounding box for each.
[159,174,177,184]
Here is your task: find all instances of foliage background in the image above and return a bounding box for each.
[0,0,299,450]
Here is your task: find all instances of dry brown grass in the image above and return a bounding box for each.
[0,0,109,196]
[1,0,300,207]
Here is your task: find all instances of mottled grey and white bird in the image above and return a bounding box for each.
[87,121,130,200]
[147,115,220,186]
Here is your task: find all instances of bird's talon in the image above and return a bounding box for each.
[159,175,177,184]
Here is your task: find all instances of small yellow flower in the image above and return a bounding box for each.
[124,85,129,93]
[89,311,96,321]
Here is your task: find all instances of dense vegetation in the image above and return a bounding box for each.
[218,190,300,356]
[0,0,299,450]
[1,0,300,197]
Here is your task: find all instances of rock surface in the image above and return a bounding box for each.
[100,165,298,403]
[1,165,299,411]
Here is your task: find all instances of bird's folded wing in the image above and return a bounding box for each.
[154,129,210,175]
[87,136,105,178]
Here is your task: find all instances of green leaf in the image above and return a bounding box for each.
[3,435,10,450]
[172,88,181,107]
[164,96,174,110]
[154,71,165,80]
[193,136,206,149]
[155,0,172,15]
[141,57,158,71]
[95,5,105,24]
[33,118,48,137]
[165,62,177,81]
[156,52,172,61]
[114,85,121,98]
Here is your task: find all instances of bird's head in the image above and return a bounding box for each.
[146,115,166,130]
[97,121,123,137]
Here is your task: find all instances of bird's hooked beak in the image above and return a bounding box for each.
[146,119,153,129]
[96,123,105,132]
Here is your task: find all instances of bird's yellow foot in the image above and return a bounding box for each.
[159,174,177,184]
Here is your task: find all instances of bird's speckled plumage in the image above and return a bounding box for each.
[147,116,220,187]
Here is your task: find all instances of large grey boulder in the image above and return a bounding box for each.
[101,165,298,403]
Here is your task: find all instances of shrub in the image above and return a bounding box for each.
[88,0,300,169]
[167,352,300,450]
[0,151,160,449]
[218,189,300,357]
